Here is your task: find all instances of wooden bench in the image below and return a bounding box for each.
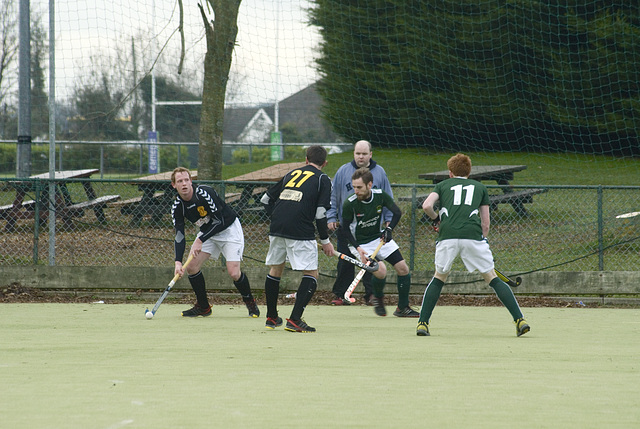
[62,195,121,223]
[224,192,243,204]
[225,187,268,214]
[489,188,547,216]
[64,195,121,211]
[113,192,166,208]
[0,200,36,218]
[117,192,173,226]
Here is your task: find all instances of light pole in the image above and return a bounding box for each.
[17,0,32,178]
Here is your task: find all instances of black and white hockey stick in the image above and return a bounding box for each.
[317,242,379,273]
[145,253,194,319]
[335,251,379,273]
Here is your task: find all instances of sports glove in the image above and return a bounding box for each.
[380,226,393,243]
[431,216,440,232]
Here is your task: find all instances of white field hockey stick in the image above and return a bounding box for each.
[616,211,640,219]
[145,253,194,318]
[344,240,384,303]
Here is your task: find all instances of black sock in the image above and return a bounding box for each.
[290,275,317,321]
[264,275,281,319]
[234,272,253,302]
[188,271,209,308]
[397,273,412,308]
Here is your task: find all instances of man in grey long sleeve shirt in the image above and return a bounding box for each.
[327,140,394,304]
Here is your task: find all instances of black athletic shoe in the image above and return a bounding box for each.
[372,296,387,317]
[244,299,260,318]
[265,316,283,329]
[181,304,212,317]
[285,318,316,333]
[393,306,420,318]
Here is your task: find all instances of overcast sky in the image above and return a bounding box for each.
[31,0,320,105]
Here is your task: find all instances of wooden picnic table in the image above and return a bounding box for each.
[226,162,307,215]
[118,163,306,222]
[418,165,528,185]
[227,162,307,183]
[417,165,545,216]
[118,170,198,225]
[0,169,120,231]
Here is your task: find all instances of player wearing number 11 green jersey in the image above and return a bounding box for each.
[432,176,489,241]
[417,153,530,337]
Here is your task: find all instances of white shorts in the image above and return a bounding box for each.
[197,218,244,262]
[434,239,494,275]
[348,238,399,261]
[265,236,318,271]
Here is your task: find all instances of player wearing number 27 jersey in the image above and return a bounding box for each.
[266,165,332,241]
[260,145,335,333]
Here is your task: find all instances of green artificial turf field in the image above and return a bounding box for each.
[2,303,639,428]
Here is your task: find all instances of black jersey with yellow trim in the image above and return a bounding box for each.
[266,164,332,240]
[171,184,237,244]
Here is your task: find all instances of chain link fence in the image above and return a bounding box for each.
[1,178,639,275]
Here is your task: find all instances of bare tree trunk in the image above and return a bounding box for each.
[197,0,241,180]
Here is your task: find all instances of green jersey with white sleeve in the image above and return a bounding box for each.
[433,177,490,241]
[341,189,395,244]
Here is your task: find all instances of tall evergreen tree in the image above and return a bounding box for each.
[309,0,640,153]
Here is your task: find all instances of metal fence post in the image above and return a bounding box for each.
[100,145,104,178]
[33,181,40,264]
[408,185,417,271]
[597,185,604,270]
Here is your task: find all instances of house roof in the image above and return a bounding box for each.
[223,82,337,142]
[223,107,265,141]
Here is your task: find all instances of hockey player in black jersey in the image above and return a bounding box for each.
[260,145,335,332]
[171,167,260,318]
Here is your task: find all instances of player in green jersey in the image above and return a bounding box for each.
[417,153,530,337]
[340,167,419,317]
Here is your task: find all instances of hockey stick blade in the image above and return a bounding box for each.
[146,253,194,317]
[495,267,521,288]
